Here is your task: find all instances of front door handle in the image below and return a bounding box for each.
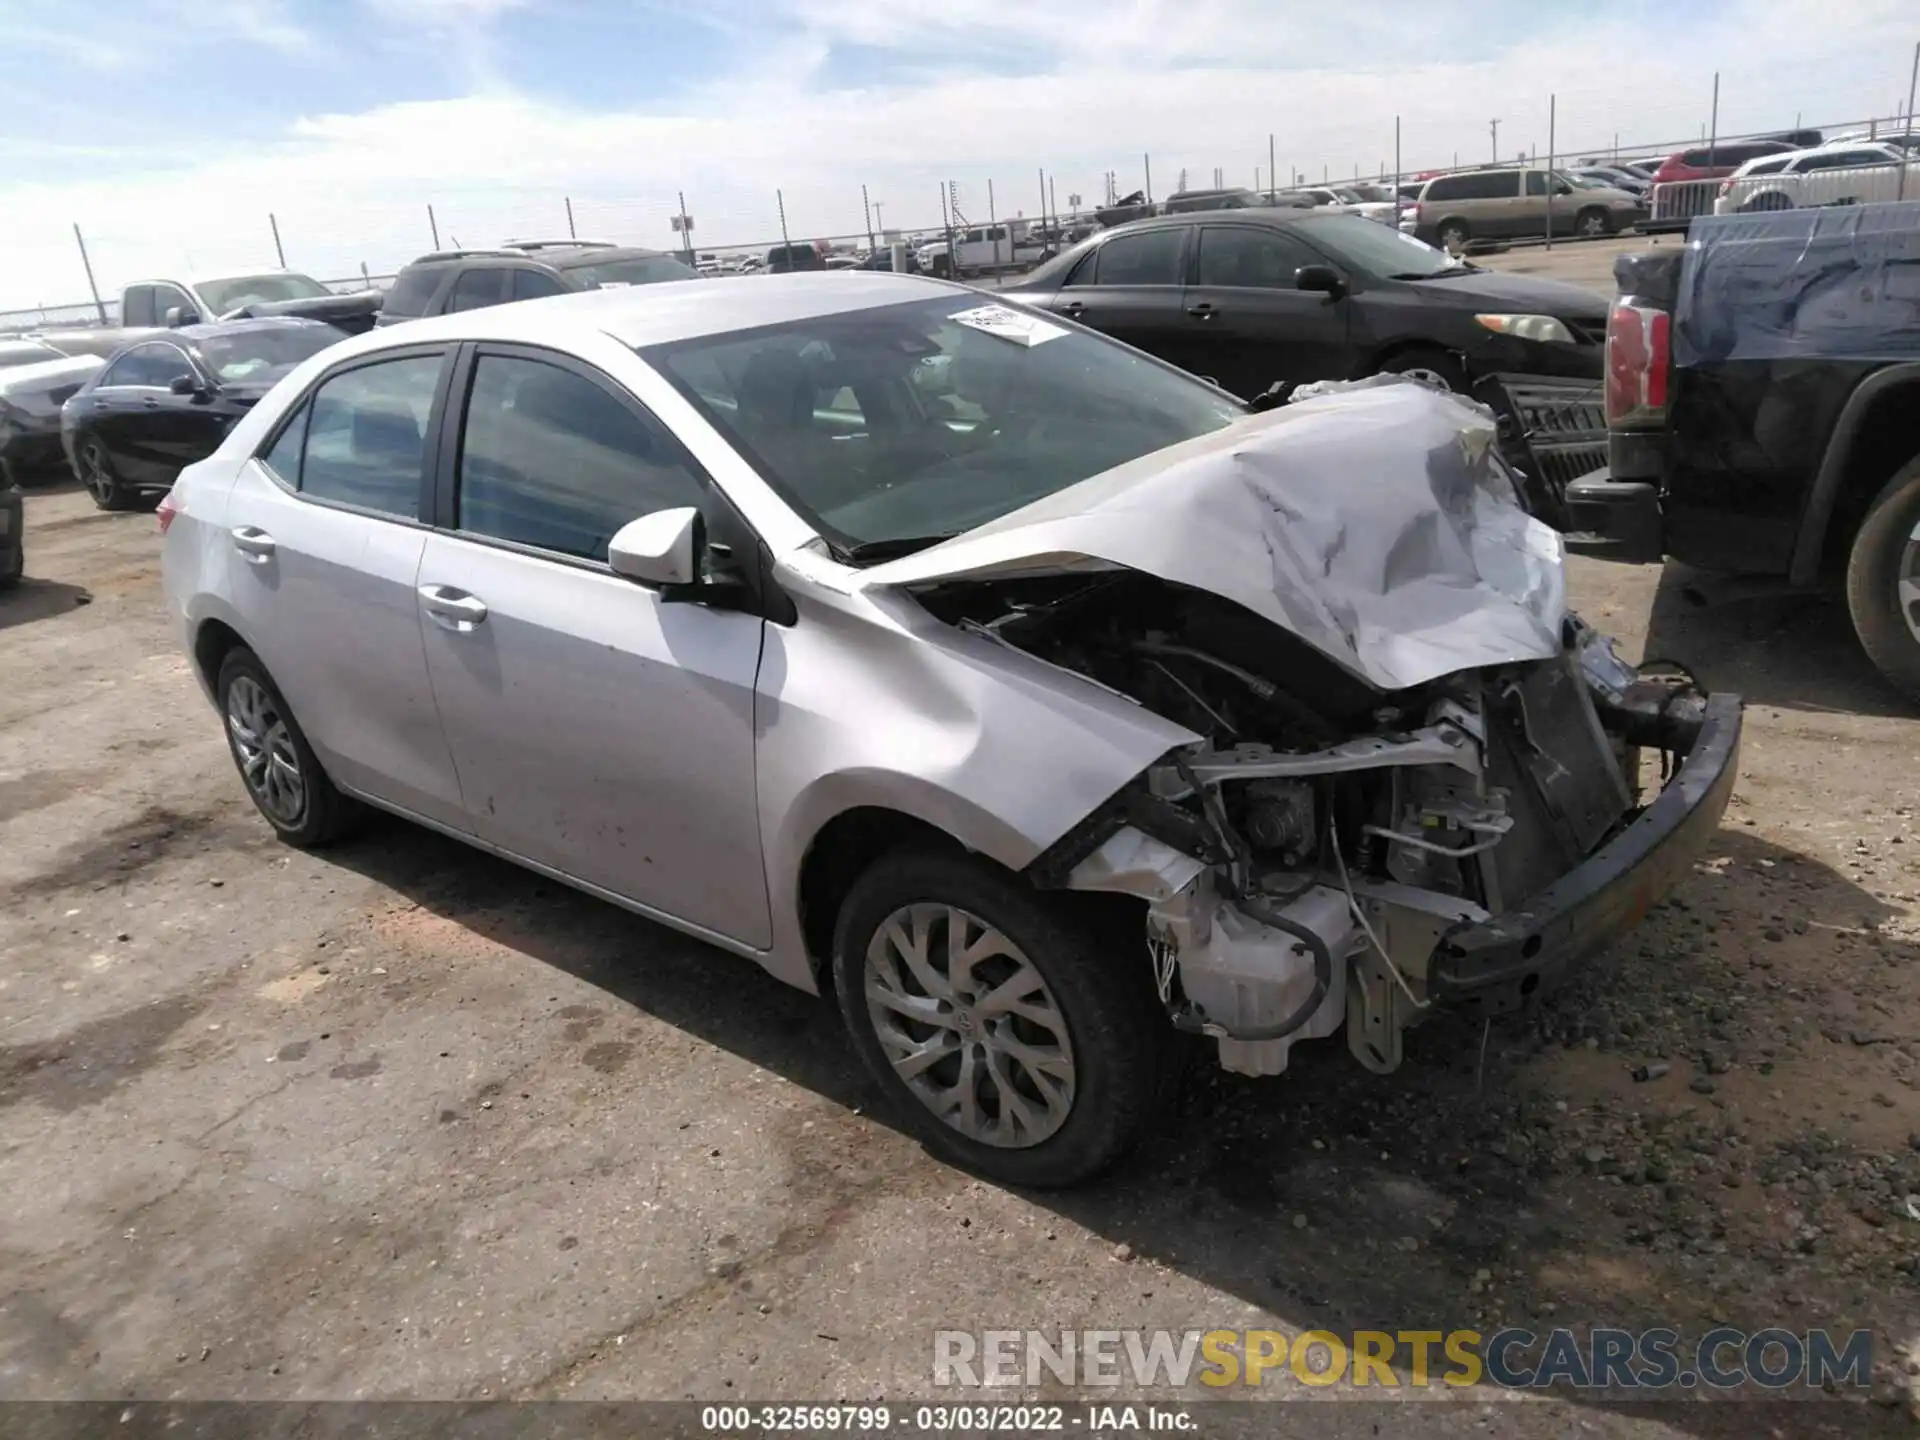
[418,584,489,630]
[1186,303,1217,318]
[230,526,275,561]
[1059,300,1085,315]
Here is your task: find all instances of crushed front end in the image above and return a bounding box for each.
[990,588,1741,1079]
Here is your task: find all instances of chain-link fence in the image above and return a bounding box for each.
[5,88,1915,333]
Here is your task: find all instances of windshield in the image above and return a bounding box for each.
[196,273,333,314]
[645,295,1243,559]
[562,254,697,287]
[196,325,343,383]
[1290,214,1464,279]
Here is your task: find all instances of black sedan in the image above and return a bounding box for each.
[1003,210,1609,399]
[61,318,345,511]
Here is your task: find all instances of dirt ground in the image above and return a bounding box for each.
[3,268,1916,1435]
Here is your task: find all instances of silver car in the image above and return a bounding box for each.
[161,274,1741,1186]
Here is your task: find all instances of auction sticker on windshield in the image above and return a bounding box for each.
[949,304,1067,347]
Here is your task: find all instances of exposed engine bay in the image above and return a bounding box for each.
[917,569,1718,1078]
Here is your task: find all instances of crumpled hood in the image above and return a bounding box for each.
[0,355,104,415]
[853,378,1567,692]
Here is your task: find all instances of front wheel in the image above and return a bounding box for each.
[216,647,360,846]
[1845,456,1920,706]
[832,850,1172,1187]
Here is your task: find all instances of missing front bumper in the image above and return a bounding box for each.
[1427,691,1742,1012]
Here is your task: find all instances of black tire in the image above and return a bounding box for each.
[832,848,1172,1188]
[215,646,359,846]
[1379,348,1470,394]
[78,436,135,512]
[1574,206,1612,238]
[1436,218,1471,252]
[1845,456,1920,706]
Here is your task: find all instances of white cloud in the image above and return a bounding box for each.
[2,0,1915,311]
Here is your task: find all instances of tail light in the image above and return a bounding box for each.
[155,490,180,535]
[1604,300,1671,428]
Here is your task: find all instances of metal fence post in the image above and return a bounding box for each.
[1901,41,1920,202]
[270,213,286,268]
[862,184,874,251]
[987,178,998,267]
[566,196,577,239]
[1393,116,1401,214]
[1545,94,1556,251]
[777,188,791,254]
[1268,134,1276,203]
[428,205,441,251]
[1708,72,1719,169]
[1143,153,1152,204]
[73,224,107,324]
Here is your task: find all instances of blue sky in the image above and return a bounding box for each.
[0,0,1912,307]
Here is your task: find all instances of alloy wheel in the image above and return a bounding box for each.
[1897,521,1920,648]
[81,443,116,506]
[1397,366,1456,391]
[226,675,306,825]
[863,903,1076,1148]
[1577,212,1607,237]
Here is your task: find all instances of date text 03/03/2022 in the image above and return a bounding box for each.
[700,1403,1196,1433]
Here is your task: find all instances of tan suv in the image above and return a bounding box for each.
[1403,167,1646,250]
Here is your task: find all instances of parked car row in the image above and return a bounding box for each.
[1713,139,1920,214]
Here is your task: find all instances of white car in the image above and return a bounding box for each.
[1714,141,1920,215]
[1284,187,1399,224]
[155,273,1740,1186]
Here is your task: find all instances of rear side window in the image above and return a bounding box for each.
[1426,171,1517,200]
[1798,149,1890,172]
[122,286,157,327]
[1744,157,1791,176]
[455,354,706,560]
[262,401,310,485]
[448,270,503,312]
[381,266,446,317]
[1093,229,1184,285]
[295,355,442,517]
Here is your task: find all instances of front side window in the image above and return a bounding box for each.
[456,354,705,560]
[510,268,569,301]
[296,355,442,517]
[1195,227,1322,288]
[1524,172,1549,196]
[156,287,198,321]
[646,295,1242,559]
[1094,229,1185,285]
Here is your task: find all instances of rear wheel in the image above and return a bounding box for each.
[1845,456,1920,705]
[1574,206,1611,237]
[832,849,1172,1187]
[79,437,135,512]
[1436,218,1471,253]
[216,647,359,847]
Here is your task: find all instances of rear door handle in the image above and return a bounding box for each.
[1186,303,1216,318]
[418,584,489,630]
[230,526,275,560]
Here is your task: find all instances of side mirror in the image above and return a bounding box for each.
[168,374,199,396]
[1295,264,1345,298]
[163,305,200,328]
[608,507,701,587]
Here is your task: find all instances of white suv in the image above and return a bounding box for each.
[1714,141,1920,214]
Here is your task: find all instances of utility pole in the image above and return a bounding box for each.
[269,212,285,268]
[1489,117,1501,162]
[72,224,107,324]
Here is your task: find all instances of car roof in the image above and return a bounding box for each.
[1732,140,1897,173]
[327,272,968,353]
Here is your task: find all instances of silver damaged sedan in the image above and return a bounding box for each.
[161,273,1742,1186]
